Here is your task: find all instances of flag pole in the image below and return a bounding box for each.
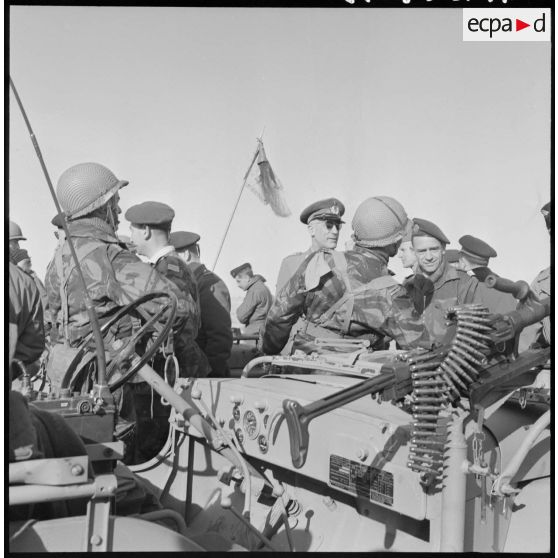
[211,133,264,271]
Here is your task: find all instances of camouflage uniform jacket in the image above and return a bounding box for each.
[405,260,481,343]
[45,217,189,347]
[189,262,233,377]
[236,275,273,336]
[151,248,210,378]
[262,246,431,355]
[518,266,550,351]
[9,263,45,368]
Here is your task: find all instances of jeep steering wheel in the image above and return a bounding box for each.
[60,291,177,393]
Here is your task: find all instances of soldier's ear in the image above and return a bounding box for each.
[308,223,315,238]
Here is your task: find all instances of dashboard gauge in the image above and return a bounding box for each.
[258,435,268,454]
[233,406,240,421]
[235,429,244,444]
[243,410,259,439]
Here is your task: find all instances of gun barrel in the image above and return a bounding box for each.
[485,274,530,301]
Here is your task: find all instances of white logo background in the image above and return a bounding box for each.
[463,8,550,42]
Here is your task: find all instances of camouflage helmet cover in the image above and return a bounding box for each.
[351,196,410,247]
[56,162,128,219]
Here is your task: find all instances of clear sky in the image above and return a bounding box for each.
[9,6,551,303]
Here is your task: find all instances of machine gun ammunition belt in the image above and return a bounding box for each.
[407,304,491,486]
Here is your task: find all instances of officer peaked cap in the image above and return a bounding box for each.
[125,201,175,228]
[230,262,252,277]
[170,231,201,251]
[458,235,497,260]
[300,198,345,225]
[412,218,450,245]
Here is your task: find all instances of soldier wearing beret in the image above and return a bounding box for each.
[275,198,345,294]
[519,201,551,352]
[231,263,273,337]
[125,201,210,462]
[263,196,432,355]
[457,234,516,315]
[125,201,209,377]
[406,218,481,343]
[170,231,233,377]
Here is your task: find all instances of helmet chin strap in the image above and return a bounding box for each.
[104,198,119,232]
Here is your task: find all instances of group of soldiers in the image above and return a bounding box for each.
[261,196,550,357]
[9,160,551,465]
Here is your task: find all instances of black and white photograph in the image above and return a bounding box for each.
[8,2,552,553]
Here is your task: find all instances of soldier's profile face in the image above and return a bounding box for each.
[398,240,416,269]
[309,219,339,249]
[129,224,147,256]
[456,255,470,272]
[413,236,444,275]
[235,274,251,291]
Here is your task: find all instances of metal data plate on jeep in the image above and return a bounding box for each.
[329,454,394,506]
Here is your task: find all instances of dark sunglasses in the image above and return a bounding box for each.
[324,220,342,231]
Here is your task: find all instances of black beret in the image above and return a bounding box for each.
[445,249,461,263]
[459,235,497,259]
[51,213,66,228]
[300,198,345,225]
[125,201,175,227]
[169,231,201,251]
[230,262,252,277]
[412,218,450,245]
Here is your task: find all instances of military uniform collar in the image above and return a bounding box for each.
[247,274,265,288]
[352,244,390,266]
[67,217,120,243]
[188,261,204,273]
[146,245,175,265]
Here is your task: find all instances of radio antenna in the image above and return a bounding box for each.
[9,77,108,390]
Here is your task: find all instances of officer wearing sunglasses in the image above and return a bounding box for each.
[275,198,345,294]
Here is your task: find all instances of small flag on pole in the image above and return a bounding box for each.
[246,140,291,217]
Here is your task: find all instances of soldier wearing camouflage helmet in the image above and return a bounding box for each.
[44,163,193,463]
[9,220,26,251]
[262,196,432,355]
